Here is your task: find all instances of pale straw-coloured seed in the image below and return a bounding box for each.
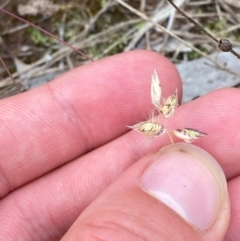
[161,89,178,118]
[128,120,165,137]
[151,69,162,109]
[173,128,207,143]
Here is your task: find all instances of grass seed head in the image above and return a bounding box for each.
[128,70,207,144]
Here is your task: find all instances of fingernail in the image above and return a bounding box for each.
[140,143,227,231]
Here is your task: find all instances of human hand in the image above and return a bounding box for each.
[0,51,239,240]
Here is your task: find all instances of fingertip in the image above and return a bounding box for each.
[140,143,229,232]
[89,50,183,100]
[0,50,183,199]
[61,143,230,241]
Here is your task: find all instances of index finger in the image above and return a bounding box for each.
[0,50,182,198]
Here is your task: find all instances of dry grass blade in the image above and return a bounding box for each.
[124,0,186,51]
[167,0,219,43]
[0,0,12,8]
[166,0,240,59]
[0,18,141,90]
[222,0,240,8]
[0,7,94,62]
[0,56,21,92]
[116,0,240,78]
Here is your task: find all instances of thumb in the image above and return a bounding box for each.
[61,143,230,241]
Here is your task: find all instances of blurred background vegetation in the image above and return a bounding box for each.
[0,0,240,98]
